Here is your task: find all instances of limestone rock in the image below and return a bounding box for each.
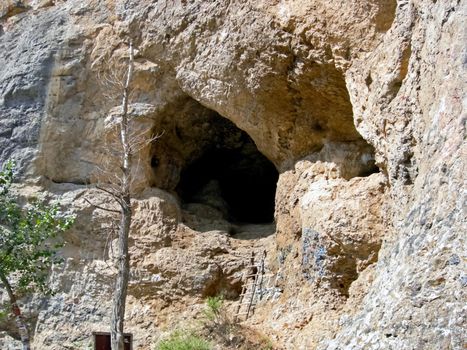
[0,0,465,349]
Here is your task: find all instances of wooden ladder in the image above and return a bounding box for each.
[235,251,266,321]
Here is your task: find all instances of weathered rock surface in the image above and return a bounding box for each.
[320,1,467,348]
[0,0,465,349]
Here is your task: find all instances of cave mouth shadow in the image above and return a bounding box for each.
[176,119,279,229]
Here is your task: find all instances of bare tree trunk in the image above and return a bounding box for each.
[110,42,134,350]
[0,271,30,350]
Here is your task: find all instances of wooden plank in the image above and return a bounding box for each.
[93,332,132,350]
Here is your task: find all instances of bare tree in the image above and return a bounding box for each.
[108,40,133,350]
[88,41,159,350]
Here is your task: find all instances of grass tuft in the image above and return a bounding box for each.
[155,330,211,350]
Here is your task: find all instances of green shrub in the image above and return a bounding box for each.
[203,295,223,322]
[156,331,211,350]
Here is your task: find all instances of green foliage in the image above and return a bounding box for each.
[203,295,224,323]
[155,330,211,350]
[262,340,274,350]
[202,294,234,344]
[0,160,13,196]
[0,160,74,295]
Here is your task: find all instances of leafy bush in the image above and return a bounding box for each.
[0,160,74,295]
[203,295,224,322]
[156,331,211,350]
[0,159,74,349]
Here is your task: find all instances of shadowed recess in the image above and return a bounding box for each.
[176,121,278,224]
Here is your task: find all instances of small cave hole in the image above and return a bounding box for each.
[176,120,279,225]
[311,121,325,132]
[365,73,373,88]
[357,163,380,177]
[150,156,159,168]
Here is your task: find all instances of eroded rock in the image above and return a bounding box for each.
[0,0,465,349]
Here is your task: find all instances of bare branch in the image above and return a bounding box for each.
[95,185,119,199]
[103,221,119,267]
[84,198,120,214]
[128,129,165,155]
[95,185,125,208]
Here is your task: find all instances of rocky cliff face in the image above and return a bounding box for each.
[0,0,465,349]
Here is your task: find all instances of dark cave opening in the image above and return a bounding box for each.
[176,127,278,224]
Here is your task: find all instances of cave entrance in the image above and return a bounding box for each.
[176,118,278,225]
